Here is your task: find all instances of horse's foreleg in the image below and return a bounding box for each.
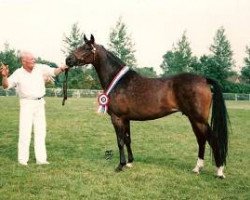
[111,115,127,172]
[116,133,126,171]
[124,120,134,168]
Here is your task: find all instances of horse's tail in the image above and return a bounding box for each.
[206,77,229,165]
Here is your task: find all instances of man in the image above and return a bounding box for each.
[0,51,68,166]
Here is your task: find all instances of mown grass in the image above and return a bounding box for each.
[0,97,249,200]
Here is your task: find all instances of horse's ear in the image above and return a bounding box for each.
[90,34,95,44]
[84,34,88,43]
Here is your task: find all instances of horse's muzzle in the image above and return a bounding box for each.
[65,56,75,68]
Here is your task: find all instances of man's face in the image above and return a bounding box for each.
[22,53,35,71]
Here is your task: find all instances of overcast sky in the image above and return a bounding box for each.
[0,0,249,73]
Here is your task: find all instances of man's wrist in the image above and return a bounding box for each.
[59,67,65,72]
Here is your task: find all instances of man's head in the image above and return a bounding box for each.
[20,51,35,72]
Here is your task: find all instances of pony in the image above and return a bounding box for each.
[66,34,229,178]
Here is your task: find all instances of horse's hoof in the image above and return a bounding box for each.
[126,163,133,168]
[192,166,202,174]
[216,166,225,179]
[192,169,200,175]
[216,174,226,179]
[192,168,199,174]
[115,164,125,172]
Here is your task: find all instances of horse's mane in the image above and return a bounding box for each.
[105,49,126,67]
[101,46,139,79]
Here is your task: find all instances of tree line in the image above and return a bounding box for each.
[1,18,250,93]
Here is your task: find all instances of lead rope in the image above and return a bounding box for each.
[62,68,69,106]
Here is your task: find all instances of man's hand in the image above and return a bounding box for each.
[0,64,9,77]
[54,64,69,76]
[59,65,69,72]
[1,64,9,89]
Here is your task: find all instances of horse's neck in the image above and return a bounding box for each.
[94,59,122,90]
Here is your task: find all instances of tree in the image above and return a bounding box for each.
[204,27,235,82]
[36,57,57,68]
[199,55,222,80]
[62,22,85,55]
[62,23,100,89]
[134,67,158,78]
[108,17,137,68]
[0,43,20,73]
[241,45,250,84]
[160,32,195,76]
[0,43,20,83]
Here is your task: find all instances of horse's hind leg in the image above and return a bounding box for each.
[190,118,226,178]
[189,118,210,174]
[207,134,226,178]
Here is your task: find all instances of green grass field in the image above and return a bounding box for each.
[0,97,249,200]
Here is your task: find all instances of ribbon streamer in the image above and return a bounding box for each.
[97,66,129,113]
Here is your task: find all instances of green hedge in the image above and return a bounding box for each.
[222,81,250,93]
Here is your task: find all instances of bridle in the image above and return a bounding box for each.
[62,44,96,106]
[72,44,96,65]
[91,44,96,62]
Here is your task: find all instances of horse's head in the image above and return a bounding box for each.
[66,34,97,67]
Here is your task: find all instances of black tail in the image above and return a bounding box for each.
[207,78,229,165]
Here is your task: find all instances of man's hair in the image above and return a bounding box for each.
[19,51,34,61]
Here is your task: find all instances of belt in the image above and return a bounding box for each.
[21,96,44,100]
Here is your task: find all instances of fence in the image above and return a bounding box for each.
[0,87,250,101]
[0,87,101,98]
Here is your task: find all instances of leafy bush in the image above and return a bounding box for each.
[222,81,250,93]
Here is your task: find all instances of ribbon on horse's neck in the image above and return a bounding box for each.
[98,66,129,113]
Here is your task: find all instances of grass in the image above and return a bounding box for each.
[0,97,249,200]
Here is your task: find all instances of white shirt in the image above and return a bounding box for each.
[7,64,55,99]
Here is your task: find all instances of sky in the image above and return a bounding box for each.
[0,0,249,73]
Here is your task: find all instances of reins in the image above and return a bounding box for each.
[62,68,69,106]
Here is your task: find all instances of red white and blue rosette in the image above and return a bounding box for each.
[97,93,109,113]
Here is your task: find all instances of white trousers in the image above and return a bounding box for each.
[18,98,47,163]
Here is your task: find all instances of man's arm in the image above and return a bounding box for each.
[2,76,9,89]
[0,65,9,89]
[54,65,68,76]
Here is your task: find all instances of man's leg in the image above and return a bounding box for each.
[34,100,48,164]
[18,100,33,165]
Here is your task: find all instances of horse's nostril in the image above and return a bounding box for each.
[66,57,73,67]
